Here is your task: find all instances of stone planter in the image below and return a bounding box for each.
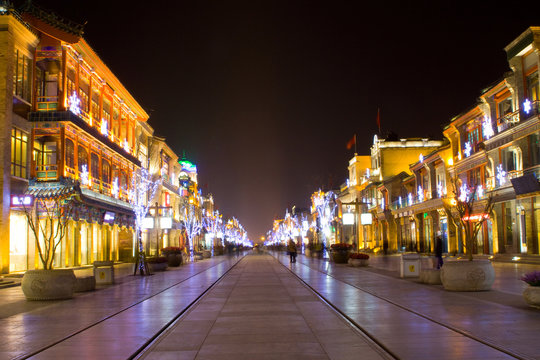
[349,258,368,267]
[22,269,76,300]
[420,268,442,285]
[202,250,211,258]
[440,259,495,291]
[332,251,349,264]
[149,262,168,272]
[166,254,182,267]
[305,249,311,257]
[523,286,540,309]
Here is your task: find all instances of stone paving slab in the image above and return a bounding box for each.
[0,256,242,360]
[280,253,540,360]
[141,255,390,360]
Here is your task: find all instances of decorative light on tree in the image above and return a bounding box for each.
[129,167,162,275]
[523,99,532,114]
[482,117,494,140]
[68,92,81,116]
[80,164,89,186]
[464,141,472,157]
[496,164,506,186]
[182,203,202,262]
[204,210,223,256]
[313,190,336,257]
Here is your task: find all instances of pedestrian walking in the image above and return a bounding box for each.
[435,235,444,269]
[287,239,297,263]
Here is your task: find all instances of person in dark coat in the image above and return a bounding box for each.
[435,235,444,269]
[287,239,297,263]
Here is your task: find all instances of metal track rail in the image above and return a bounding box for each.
[17,255,246,360]
[277,254,529,360]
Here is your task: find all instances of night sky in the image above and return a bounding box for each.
[27,0,539,240]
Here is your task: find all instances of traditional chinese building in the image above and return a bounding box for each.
[1,2,149,272]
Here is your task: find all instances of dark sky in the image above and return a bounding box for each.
[28,0,539,240]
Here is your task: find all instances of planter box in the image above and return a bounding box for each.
[349,258,368,267]
[332,251,349,264]
[523,286,540,309]
[166,254,182,267]
[22,269,76,300]
[420,269,442,285]
[149,262,168,272]
[440,259,494,291]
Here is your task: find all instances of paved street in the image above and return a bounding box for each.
[0,252,539,359]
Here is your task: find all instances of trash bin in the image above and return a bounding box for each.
[400,253,420,278]
[93,261,115,284]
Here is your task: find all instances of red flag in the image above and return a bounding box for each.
[376,108,381,133]
[346,134,356,150]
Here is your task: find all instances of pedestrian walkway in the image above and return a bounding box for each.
[1,252,539,359]
[141,254,389,360]
[0,255,243,359]
[276,252,540,360]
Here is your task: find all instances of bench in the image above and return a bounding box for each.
[93,261,115,285]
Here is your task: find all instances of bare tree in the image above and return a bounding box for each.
[130,167,162,275]
[443,176,495,261]
[21,194,77,270]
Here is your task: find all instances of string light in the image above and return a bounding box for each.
[464,141,472,157]
[497,164,506,186]
[482,117,494,140]
[80,165,89,186]
[69,92,81,116]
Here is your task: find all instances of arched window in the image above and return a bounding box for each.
[91,153,99,180]
[65,139,75,169]
[78,146,88,172]
[102,159,110,184]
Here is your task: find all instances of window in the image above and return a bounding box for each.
[13,50,32,102]
[497,97,513,119]
[65,139,75,169]
[11,128,28,178]
[467,124,481,150]
[78,146,88,171]
[102,159,110,184]
[79,81,89,113]
[526,70,539,102]
[91,153,100,180]
[120,171,128,191]
[34,138,57,168]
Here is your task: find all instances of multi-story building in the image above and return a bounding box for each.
[1,3,150,272]
[340,136,443,252]
[349,27,540,257]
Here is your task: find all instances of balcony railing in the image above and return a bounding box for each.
[35,164,58,181]
[37,96,58,111]
[497,101,540,133]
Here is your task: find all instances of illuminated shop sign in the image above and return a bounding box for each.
[343,213,355,225]
[103,211,115,224]
[360,213,372,225]
[11,195,34,207]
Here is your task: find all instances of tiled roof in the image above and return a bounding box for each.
[25,183,78,199]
